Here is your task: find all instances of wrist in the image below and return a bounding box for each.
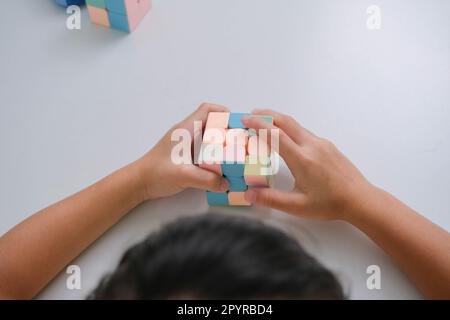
[126,157,154,204]
[339,181,385,224]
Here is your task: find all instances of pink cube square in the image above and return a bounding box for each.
[226,128,248,146]
[125,0,152,32]
[228,192,251,206]
[224,145,246,163]
[205,112,230,129]
[203,128,226,145]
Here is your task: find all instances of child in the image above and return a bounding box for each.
[0,103,449,299]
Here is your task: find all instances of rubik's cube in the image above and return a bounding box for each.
[86,0,151,32]
[199,112,276,206]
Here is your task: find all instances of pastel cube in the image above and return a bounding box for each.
[205,112,230,129]
[92,0,151,33]
[229,113,251,129]
[203,128,226,145]
[224,145,246,164]
[247,135,270,157]
[86,0,105,8]
[228,192,251,206]
[202,111,277,207]
[87,5,110,27]
[206,192,229,206]
[226,129,248,146]
[226,176,247,192]
[221,163,245,177]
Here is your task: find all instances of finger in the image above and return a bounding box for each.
[252,109,317,144]
[244,188,307,215]
[182,165,229,192]
[242,116,299,169]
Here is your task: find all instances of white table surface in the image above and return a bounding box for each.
[1,0,449,300]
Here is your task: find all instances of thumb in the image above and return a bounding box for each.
[183,165,229,192]
[244,188,306,214]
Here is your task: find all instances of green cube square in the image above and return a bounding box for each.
[86,0,106,8]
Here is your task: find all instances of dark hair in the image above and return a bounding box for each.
[88,214,344,299]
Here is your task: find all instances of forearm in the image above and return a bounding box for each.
[0,161,146,299]
[346,185,450,299]
[0,103,229,300]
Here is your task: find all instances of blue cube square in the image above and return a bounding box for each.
[226,176,247,192]
[206,192,229,206]
[229,113,251,129]
[105,0,127,14]
[221,163,244,177]
[108,11,130,32]
[56,0,85,6]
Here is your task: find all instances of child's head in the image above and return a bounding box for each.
[89,214,344,299]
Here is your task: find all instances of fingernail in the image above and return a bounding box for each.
[245,189,257,203]
[219,179,229,192]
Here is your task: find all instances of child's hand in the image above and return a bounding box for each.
[135,103,229,201]
[243,110,374,221]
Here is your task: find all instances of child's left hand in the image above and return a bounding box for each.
[134,103,229,201]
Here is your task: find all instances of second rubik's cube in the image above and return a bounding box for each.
[199,112,276,206]
[86,0,151,32]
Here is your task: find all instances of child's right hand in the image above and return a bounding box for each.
[243,110,375,221]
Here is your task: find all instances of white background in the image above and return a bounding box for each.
[1,0,449,299]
